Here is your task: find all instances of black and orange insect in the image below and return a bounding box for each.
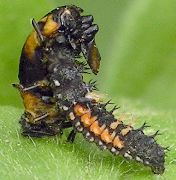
[13,5,100,136]
[14,5,166,174]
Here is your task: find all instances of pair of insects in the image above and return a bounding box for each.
[14,5,166,174]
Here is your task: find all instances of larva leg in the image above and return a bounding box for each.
[67,129,77,143]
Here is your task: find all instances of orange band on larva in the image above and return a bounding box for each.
[90,121,105,136]
[81,113,96,127]
[74,104,89,116]
[121,126,132,136]
[110,120,122,130]
[113,136,124,149]
[100,129,113,144]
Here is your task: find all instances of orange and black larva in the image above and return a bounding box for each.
[68,102,165,174]
[15,5,166,174]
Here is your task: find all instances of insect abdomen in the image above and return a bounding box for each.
[18,13,60,86]
[69,102,165,174]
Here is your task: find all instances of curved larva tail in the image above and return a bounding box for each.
[69,102,165,174]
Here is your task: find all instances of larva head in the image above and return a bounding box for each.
[124,130,165,174]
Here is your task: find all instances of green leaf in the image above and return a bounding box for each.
[0,0,176,179]
[0,104,175,180]
[99,0,176,110]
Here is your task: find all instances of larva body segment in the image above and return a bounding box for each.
[69,102,165,174]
